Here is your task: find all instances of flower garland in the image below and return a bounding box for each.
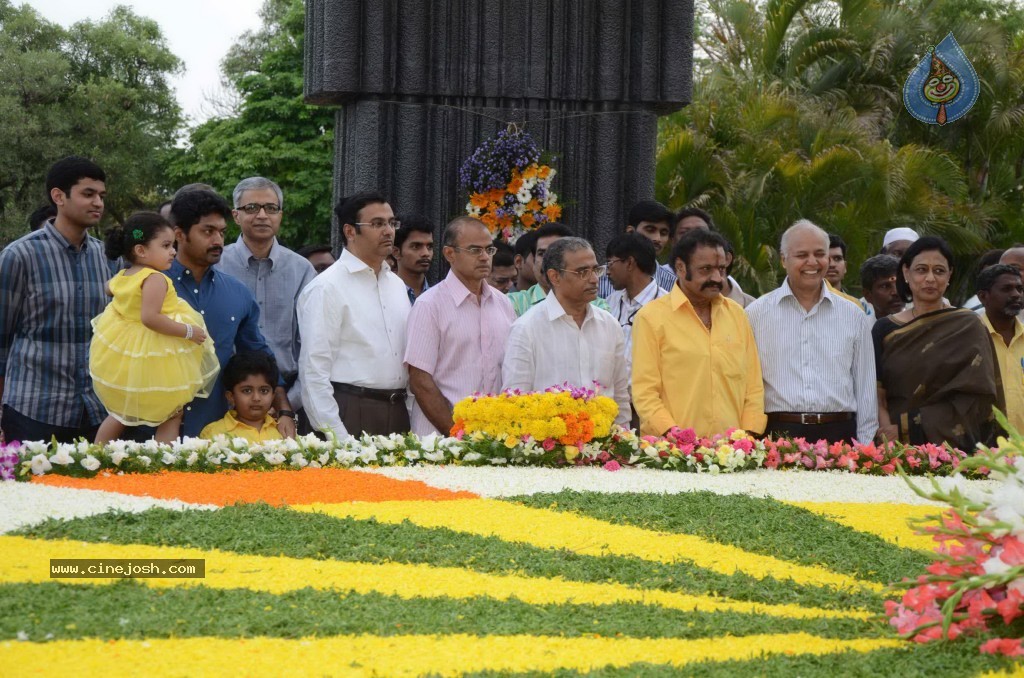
[885,421,1024,657]
[0,426,983,481]
[460,128,561,240]
[451,383,617,448]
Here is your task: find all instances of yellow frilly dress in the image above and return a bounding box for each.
[90,268,220,426]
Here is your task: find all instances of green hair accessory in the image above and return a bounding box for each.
[132,229,144,240]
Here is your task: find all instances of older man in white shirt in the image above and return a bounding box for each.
[297,192,411,439]
[502,237,631,427]
[746,219,878,443]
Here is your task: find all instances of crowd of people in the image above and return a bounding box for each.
[1,155,1021,452]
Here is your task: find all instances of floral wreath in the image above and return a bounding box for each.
[459,127,562,241]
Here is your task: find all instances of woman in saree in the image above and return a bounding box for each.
[873,236,1003,449]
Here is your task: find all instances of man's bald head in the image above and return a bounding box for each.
[999,246,1024,271]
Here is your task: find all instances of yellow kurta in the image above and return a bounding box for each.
[631,286,766,437]
[200,411,282,443]
[981,313,1024,435]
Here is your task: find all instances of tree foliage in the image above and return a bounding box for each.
[659,0,1024,299]
[0,1,182,245]
[163,0,334,248]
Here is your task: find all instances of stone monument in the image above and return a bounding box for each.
[304,0,692,253]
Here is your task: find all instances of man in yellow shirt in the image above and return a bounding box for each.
[200,352,284,443]
[978,264,1024,434]
[631,230,766,437]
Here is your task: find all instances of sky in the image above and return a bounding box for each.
[25,0,265,126]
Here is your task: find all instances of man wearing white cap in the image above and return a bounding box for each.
[880,227,919,260]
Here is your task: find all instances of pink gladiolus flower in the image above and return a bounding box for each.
[602,460,621,472]
[999,536,1024,566]
[980,638,1024,656]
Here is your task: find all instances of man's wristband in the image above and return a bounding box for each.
[277,410,296,419]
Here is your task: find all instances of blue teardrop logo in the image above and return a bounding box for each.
[903,33,979,125]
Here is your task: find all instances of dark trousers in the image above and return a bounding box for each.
[765,415,858,444]
[1,405,100,444]
[332,387,410,437]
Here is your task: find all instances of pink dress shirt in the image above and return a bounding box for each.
[404,270,515,435]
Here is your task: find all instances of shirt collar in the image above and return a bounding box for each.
[224,410,276,432]
[236,236,283,269]
[542,288,594,323]
[170,258,215,283]
[774,277,832,307]
[442,269,492,306]
[631,278,662,305]
[44,220,90,252]
[339,248,389,277]
[981,312,1024,342]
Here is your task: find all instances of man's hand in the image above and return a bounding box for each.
[276,414,296,439]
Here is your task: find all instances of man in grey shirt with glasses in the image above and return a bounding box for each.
[218,177,315,425]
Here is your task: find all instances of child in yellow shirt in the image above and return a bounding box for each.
[200,352,283,443]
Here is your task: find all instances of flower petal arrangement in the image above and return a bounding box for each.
[885,414,1024,658]
[460,128,561,240]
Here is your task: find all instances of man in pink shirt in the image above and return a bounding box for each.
[404,216,516,435]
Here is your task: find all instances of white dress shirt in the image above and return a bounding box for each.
[297,249,411,438]
[502,291,631,426]
[606,278,668,378]
[745,278,879,442]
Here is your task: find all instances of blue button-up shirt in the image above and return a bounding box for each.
[0,222,117,427]
[169,259,274,437]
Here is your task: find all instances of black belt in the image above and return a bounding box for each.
[767,412,855,425]
[332,382,407,404]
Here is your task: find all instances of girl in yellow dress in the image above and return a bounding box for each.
[90,212,220,442]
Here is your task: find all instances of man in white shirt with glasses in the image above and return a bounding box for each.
[297,191,411,439]
[502,237,631,427]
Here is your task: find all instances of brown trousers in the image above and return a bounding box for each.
[331,388,410,437]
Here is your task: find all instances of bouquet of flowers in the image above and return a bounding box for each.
[450,382,616,448]
[459,128,562,240]
[885,415,1023,657]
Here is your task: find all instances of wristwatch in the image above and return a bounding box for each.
[277,410,296,419]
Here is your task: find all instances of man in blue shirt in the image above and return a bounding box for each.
[0,156,117,443]
[168,189,296,438]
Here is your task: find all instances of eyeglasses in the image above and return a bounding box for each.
[606,258,626,266]
[237,203,282,215]
[355,219,400,230]
[453,246,498,256]
[558,265,607,280]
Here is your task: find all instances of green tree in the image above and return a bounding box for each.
[0,2,183,245]
[164,0,334,248]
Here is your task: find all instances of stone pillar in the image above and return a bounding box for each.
[305,0,692,254]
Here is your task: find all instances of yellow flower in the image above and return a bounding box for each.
[504,435,519,449]
[564,446,579,462]
[730,429,750,442]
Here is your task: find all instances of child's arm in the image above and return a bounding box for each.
[140,274,206,344]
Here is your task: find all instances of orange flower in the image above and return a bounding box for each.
[497,214,514,228]
[537,165,552,179]
[469,193,490,209]
[544,204,562,221]
[480,213,498,230]
[526,199,541,212]
[522,165,538,180]
[521,212,536,228]
[507,177,524,195]
[486,188,506,204]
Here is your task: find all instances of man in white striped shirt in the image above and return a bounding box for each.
[745,220,878,443]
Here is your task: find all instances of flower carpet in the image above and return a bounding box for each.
[3,459,1023,677]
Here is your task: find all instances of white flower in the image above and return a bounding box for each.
[80,455,101,472]
[29,454,52,475]
[48,448,74,466]
[380,438,397,451]
[290,452,309,468]
[16,631,28,641]
[336,450,359,466]
[513,202,527,217]
[381,453,397,465]
[137,455,151,467]
[420,434,438,452]
[516,188,532,203]
[463,452,483,462]
[423,450,446,463]
[161,452,178,466]
[110,451,129,467]
[318,452,330,466]
[185,452,199,467]
[357,447,378,464]
[76,441,90,455]
[24,441,48,455]
[143,439,159,452]
[231,437,248,448]
[544,191,558,207]
[489,457,508,465]
[983,548,1014,576]
[264,451,286,466]
[404,449,421,462]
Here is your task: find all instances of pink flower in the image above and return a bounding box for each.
[980,638,1024,656]
[733,438,753,453]
[602,460,621,472]
[1000,536,1024,566]
[541,438,555,451]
